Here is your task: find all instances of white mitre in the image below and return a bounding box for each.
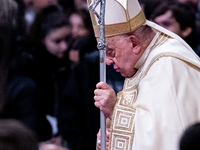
[87,0,146,37]
[87,0,194,52]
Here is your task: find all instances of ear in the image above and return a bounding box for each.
[181,27,192,39]
[129,35,141,55]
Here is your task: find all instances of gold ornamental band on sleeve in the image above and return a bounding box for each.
[92,10,146,37]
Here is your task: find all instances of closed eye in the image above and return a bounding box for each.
[106,48,115,57]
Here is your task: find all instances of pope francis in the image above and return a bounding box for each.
[87,0,200,150]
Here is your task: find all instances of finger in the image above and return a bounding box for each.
[94,95,104,102]
[94,89,102,96]
[107,128,110,132]
[106,128,110,138]
[96,82,110,90]
[106,141,109,150]
[94,88,109,97]
[95,102,107,113]
[97,139,101,145]
[94,101,101,108]
[97,140,101,149]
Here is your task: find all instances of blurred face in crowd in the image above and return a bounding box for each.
[177,0,198,5]
[105,35,140,78]
[33,0,58,10]
[69,13,89,38]
[153,10,185,38]
[177,0,198,10]
[74,0,88,10]
[43,26,71,59]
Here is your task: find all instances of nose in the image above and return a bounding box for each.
[106,57,113,65]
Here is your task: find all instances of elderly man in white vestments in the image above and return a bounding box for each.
[87,0,200,150]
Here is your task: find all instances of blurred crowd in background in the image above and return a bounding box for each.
[0,0,200,150]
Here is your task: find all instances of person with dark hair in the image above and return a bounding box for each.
[177,0,199,11]
[57,8,100,150]
[68,8,97,68]
[150,1,198,50]
[0,119,38,150]
[179,122,200,150]
[68,8,124,92]
[0,0,23,112]
[24,0,59,33]
[1,5,72,144]
[69,8,94,38]
[138,0,162,20]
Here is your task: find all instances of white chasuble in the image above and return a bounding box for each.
[108,30,200,150]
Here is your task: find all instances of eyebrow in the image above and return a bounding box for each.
[106,47,114,51]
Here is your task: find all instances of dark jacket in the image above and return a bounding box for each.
[1,38,71,141]
[58,33,100,150]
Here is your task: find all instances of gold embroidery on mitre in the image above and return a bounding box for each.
[93,10,146,37]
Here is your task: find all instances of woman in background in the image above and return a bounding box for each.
[1,5,72,145]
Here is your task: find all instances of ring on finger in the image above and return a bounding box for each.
[98,140,101,144]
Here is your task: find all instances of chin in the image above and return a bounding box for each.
[122,72,136,78]
[120,72,128,78]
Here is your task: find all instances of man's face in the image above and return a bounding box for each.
[153,10,183,38]
[105,35,138,78]
[154,10,183,38]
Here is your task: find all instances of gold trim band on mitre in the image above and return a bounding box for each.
[93,10,146,37]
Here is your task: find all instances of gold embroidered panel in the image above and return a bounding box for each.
[109,90,137,150]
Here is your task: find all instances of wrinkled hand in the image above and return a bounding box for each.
[94,82,117,119]
[97,128,110,150]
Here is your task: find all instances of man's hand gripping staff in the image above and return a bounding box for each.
[94,82,117,120]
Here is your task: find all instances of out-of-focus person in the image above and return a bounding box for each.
[68,8,97,68]
[74,0,88,10]
[0,119,38,150]
[24,0,59,33]
[179,122,200,150]
[177,0,198,10]
[138,0,162,19]
[32,0,58,10]
[68,8,124,92]
[150,1,198,50]
[57,8,100,150]
[69,9,92,38]
[0,0,24,112]
[1,5,72,144]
